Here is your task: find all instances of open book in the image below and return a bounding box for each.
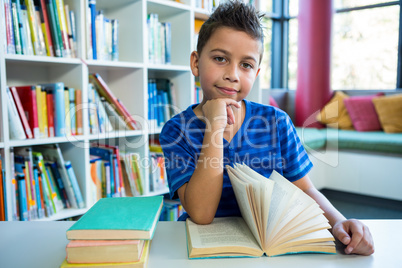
[186,164,336,258]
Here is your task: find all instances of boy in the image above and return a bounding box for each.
[160,1,374,256]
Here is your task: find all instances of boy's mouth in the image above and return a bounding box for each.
[217,86,238,95]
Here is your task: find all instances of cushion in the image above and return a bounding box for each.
[295,127,326,150]
[372,94,402,133]
[343,93,384,132]
[316,91,354,130]
[269,96,279,108]
[325,128,402,154]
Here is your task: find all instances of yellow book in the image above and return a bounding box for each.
[55,0,71,57]
[35,86,45,138]
[24,0,43,55]
[64,88,72,136]
[60,240,150,268]
[41,87,49,138]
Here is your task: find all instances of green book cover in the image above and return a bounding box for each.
[67,196,163,240]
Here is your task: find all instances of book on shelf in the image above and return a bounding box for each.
[64,87,72,136]
[89,156,102,205]
[66,239,145,264]
[55,0,71,58]
[45,87,55,137]
[4,0,16,54]
[66,196,163,240]
[185,163,336,259]
[9,86,34,139]
[0,156,5,221]
[75,89,83,135]
[159,199,185,222]
[89,73,139,131]
[60,240,151,268]
[13,85,40,138]
[40,82,65,137]
[34,144,83,209]
[37,0,55,56]
[120,151,143,196]
[6,87,28,140]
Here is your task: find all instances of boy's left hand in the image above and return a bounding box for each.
[331,219,374,256]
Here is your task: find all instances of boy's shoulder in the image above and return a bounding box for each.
[160,104,197,135]
[246,99,288,117]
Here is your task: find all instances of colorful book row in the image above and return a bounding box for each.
[2,0,77,57]
[147,13,171,65]
[10,144,84,221]
[87,0,119,61]
[6,83,83,140]
[159,199,185,221]
[148,78,177,128]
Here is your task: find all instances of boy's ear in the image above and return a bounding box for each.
[190,51,200,77]
[255,68,261,78]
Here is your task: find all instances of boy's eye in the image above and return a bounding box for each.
[242,63,253,69]
[214,57,226,63]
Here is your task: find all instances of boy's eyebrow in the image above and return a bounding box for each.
[210,48,258,64]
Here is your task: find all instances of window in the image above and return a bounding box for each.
[260,0,401,90]
[332,2,400,89]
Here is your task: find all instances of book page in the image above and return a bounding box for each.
[227,168,262,247]
[186,217,262,250]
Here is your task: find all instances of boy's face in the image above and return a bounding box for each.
[191,27,261,103]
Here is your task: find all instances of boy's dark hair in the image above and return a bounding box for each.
[197,1,264,61]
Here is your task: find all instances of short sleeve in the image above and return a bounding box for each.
[159,120,197,199]
[277,112,313,182]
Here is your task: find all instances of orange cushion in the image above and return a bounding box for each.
[316,91,354,130]
[372,94,402,133]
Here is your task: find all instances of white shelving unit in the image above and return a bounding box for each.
[0,0,262,221]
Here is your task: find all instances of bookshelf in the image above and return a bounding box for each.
[0,0,262,221]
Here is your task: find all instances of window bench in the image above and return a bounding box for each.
[295,127,402,201]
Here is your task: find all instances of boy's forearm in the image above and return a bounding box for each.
[182,127,225,224]
[304,187,347,228]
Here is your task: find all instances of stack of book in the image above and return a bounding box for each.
[61,196,164,268]
[6,83,83,140]
[3,0,77,57]
[11,144,84,221]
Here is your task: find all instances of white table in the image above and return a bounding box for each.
[0,220,401,268]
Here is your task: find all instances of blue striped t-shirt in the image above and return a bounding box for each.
[159,99,313,221]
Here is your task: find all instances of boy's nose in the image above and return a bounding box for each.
[223,64,239,82]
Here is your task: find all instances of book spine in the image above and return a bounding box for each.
[10,87,33,138]
[24,0,42,55]
[14,0,28,55]
[68,88,76,135]
[35,85,45,138]
[45,88,55,137]
[45,0,61,56]
[104,161,111,197]
[54,0,70,57]
[34,5,47,55]
[39,0,54,56]
[16,174,28,221]
[11,1,22,54]
[35,159,52,217]
[68,9,77,57]
[95,10,104,60]
[21,4,34,55]
[44,163,62,212]
[53,82,66,136]
[33,166,45,219]
[47,161,69,209]
[64,4,74,57]
[65,161,84,208]
[6,87,27,140]
[89,0,96,59]
[113,156,120,197]
[15,86,40,138]
[40,87,49,138]
[85,5,92,59]
[75,89,83,135]
[4,0,16,54]
[111,19,118,61]
[164,22,171,64]
[64,87,71,136]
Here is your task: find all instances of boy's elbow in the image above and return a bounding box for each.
[188,211,215,225]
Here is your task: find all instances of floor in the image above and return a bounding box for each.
[320,189,402,219]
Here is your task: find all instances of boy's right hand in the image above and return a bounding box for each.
[201,99,241,130]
